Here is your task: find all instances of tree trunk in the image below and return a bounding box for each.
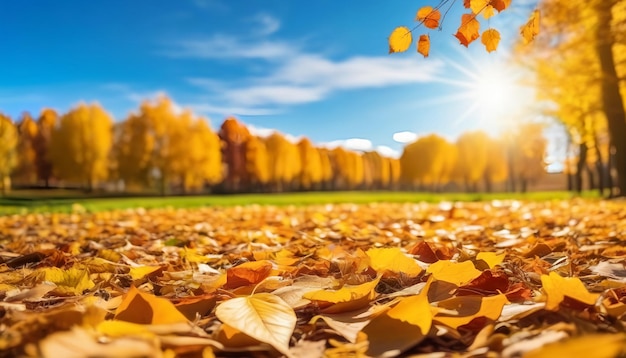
[595,0,626,196]
[575,142,587,193]
[607,143,615,197]
[593,140,605,196]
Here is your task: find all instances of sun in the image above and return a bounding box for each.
[428,53,536,133]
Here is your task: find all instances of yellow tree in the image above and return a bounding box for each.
[297,138,323,190]
[179,115,223,192]
[518,0,626,196]
[49,103,113,191]
[34,109,57,187]
[505,123,547,192]
[317,147,334,190]
[388,157,401,190]
[0,113,18,195]
[14,112,39,185]
[453,131,489,192]
[246,135,270,192]
[264,132,301,192]
[483,137,508,192]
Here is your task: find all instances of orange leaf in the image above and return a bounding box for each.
[541,272,599,311]
[481,29,501,52]
[476,251,505,269]
[114,286,189,325]
[524,334,626,358]
[303,276,380,313]
[416,6,441,29]
[388,26,412,53]
[455,14,480,47]
[520,9,540,44]
[417,34,430,58]
[225,260,273,289]
[491,0,511,12]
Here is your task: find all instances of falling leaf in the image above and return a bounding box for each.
[426,260,481,286]
[491,0,511,12]
[455,14,481,47]
[541,272,600,310]
[389,26,412,53]
[417,34,430,58]
[520,9,540,44]
[481,28,500,52]
[366,247,422,276]
[215,293,296,357]
[416,6,441,29]
[469,0,495,19]
[523,334,626,358]
[114,286,189,325]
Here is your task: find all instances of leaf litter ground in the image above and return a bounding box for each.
[1,199,626,357]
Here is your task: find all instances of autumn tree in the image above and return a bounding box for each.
[34,109,58,187]
[245,135,270,192]
[13,112,39,185]
[483,137,508,192]
[49,103,113,191]
[219,117,251,193]
[116,96,221,194]
[297,138,323,191]
[0,113,18,195]
[179,115,223,192]
[518,0,626,196]
[264,132,301,192]
[505,123,547,192]
[453,131,489,192]
[317,147,334,190]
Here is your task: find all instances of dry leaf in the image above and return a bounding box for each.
[114,286,189,325]
[215,293,296,357]
[388,26,412,53]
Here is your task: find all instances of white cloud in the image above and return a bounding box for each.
[253,13,280,36]
[392,131,418,143]
[167,35,294,60]
[375,145,400,158]
[320,138,373,152]
[189,103,280,117]
[223,85,327,106]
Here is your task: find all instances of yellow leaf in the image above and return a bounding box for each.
[215,293,296,357]
[363,313,426,357]
[388,26,412,53]
[455,14,481,47]
[523,334,626,358]
[96,320,154,339]
[434,294,508,329]
[416,6,441,29]
[303,276,381,313]
[129,265,162,280]
[476,251,505,269]
[387,276,433,333]
[366,248,422,276]
[182,247,211,263]
[417,34,430,58]
[481,28,501,52]
[520,9,540,44]
[38,266,95,296]
[426,260,481,285]
[541,272,599,311]
[115,286,189,325]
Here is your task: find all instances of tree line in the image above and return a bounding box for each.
[0,96,548,196]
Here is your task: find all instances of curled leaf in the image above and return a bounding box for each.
[455,14,481,47]
[520,9,540,44]
[481,29,501,52]
[417,34,430,58]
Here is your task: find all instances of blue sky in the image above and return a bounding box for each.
[0,0,542,157]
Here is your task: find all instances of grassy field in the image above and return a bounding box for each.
[0,189,599,215]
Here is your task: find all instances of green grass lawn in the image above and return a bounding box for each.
[0,190,598,215]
